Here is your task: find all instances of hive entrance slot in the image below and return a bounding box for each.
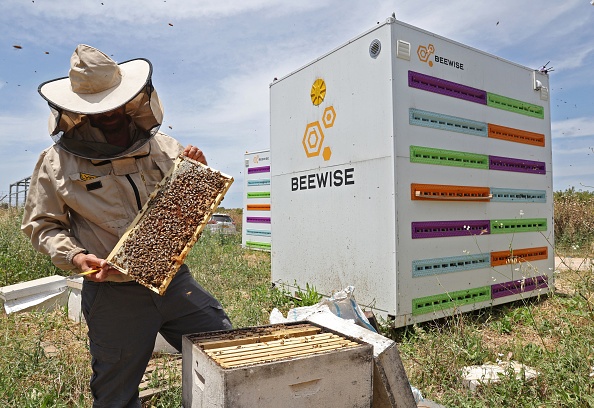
[408,71,487,104]
[488,124,545,147]
[490,247,548,266]
[412,183,492,201]
[487,93,544,119]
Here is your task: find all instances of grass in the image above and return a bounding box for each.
[0,190,593,407]
[0,209,61,286]
[0,208,295,407]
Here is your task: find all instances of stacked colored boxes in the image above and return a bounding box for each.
[407,69,552,319]
[242,150,271,251]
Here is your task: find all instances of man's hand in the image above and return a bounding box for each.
[183,145,207,165]
[72,252,123,282]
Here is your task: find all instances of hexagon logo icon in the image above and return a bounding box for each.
[417,44,435,67]
[311,78,326,106]
[322,106,336,128]
[322,146,332,161]
[302,121,325,157]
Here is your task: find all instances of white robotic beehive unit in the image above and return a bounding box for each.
[242,149,272,251]
[270,17,554,327]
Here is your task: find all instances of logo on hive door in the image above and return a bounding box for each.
[417,44,435,67]
[292,78,354,191]
[302,106,336,161]
[303,78,336,161]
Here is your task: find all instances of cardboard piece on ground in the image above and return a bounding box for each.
[307,311,417,408]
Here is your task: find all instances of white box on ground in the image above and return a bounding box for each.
[1,275,67,314]
[182,322,373,408]
[67,277,84,322]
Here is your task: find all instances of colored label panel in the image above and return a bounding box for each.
[408,71,487,104]
[246,229,271,237]
[412,286,492,316]
[412,220,490,239]
[490,188,546,203]
[410,146,490,170]
[409,108,488,138]
[488,124,545,147]
[246,241,272,250]
[490,218,547,234]
[247,179,271,186]
[412,253,491,277]
[247,204,271,211]
[248,166,271,174]
[488,156,546,175]
[486,93,544,119]
[491,246,548,267]
[491,275,549,299]
[247,192,271,199]
[411,183,491,201]
[246,217,271,224]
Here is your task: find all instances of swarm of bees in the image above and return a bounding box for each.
[107,155,233,294]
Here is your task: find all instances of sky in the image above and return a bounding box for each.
[1,0,593,209]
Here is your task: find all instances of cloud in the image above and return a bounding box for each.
[0,0,327,26]
[0,112,48,144]
[552,117,594,139]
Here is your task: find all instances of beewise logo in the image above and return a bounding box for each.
[302,105,336,161]
[292,78,354,191]
[418,43,465,70]
[417,44,435,67]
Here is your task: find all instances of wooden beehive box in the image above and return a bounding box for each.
[182,322,373,408]
[105,155,233,295]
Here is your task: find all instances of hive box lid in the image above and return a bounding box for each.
[0,275,66,302]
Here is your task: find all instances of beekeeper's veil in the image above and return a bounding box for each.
[38,44,163,160]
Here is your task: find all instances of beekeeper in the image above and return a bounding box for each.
[22,44,232,407]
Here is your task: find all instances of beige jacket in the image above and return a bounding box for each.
[22,132,183,279]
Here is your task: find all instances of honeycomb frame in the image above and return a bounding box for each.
[105,155,233,295]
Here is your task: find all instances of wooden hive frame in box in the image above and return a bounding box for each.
[105,155,233,295]
[196,323,363,368]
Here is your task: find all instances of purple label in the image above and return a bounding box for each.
[489,156,546,174]
[408,71,487,105]
[247,217,271,224]
[412,220,490,239]
[248,166,271,175]
[491,275,548,299]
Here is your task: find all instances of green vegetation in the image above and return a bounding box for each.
[0,190,593,407]
[0,209,61,286]
[553,188,594,252]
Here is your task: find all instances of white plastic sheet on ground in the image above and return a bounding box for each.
[270,285,377,332]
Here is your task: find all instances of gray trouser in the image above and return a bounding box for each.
[81,265,232,407]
